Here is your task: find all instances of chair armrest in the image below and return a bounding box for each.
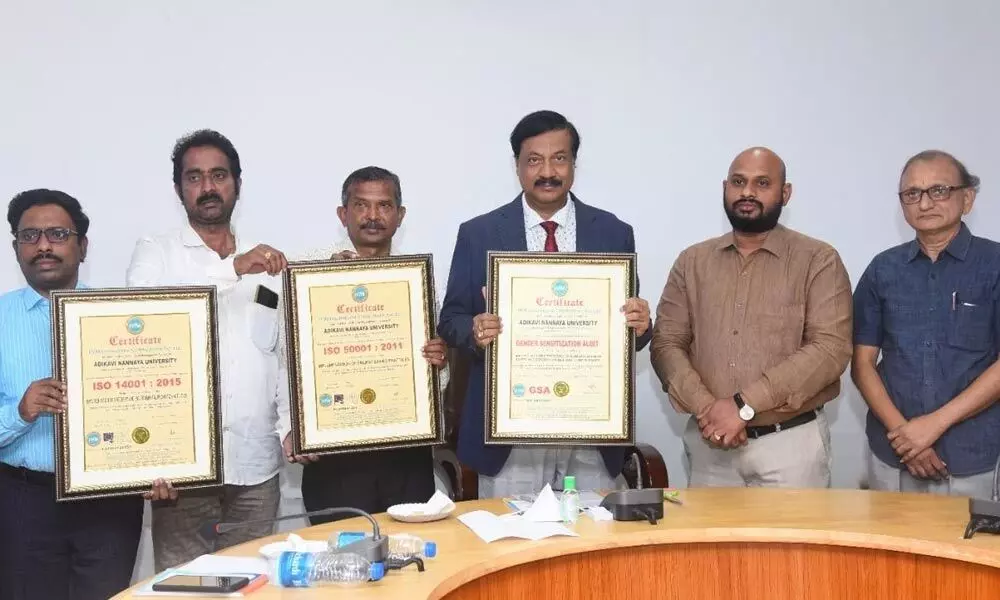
[622,442,669,489]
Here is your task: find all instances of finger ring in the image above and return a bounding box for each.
[713,433,722,441]
[264,251,272,259]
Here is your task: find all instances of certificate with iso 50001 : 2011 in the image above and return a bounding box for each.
[50,286,223,502]
[282,254,444,456]
[485,252,636,446]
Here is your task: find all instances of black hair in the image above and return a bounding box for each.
[901,150,981,190]
[341,166,402,206]
[7,189,90,239]
[171,129,242,187]
[510,110,581,160]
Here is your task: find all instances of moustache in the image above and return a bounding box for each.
[360,220,385,231]
[534,177,562,188]
[197,193,223,206]
[31,252,61,265]
[734,198,763,210]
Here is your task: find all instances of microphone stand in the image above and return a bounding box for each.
[963,452,1000,539]
[209,506,389,564]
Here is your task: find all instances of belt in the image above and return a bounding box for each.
[745,409,820,440]
[0,462,55,486]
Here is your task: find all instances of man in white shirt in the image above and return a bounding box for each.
[280,166,450,523]
[126,130,289,571]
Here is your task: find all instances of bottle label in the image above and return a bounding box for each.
[277,551,314,588]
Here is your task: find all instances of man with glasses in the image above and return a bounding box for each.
[0,190,144,600]
[126,129,289,571]
[852,150,1000,499]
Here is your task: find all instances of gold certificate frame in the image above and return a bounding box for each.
[283,254,443,455]
[485,252,636,445]
[50,287,223,502]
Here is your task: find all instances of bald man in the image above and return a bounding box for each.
[650,148,852,488]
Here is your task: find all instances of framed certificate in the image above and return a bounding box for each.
[282,254,444,455]
[50,287,223,502]
[485,252,636,445]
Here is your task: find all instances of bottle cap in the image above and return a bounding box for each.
[424,541,437,558]
[563,475,577,491]
[370,561,385,581]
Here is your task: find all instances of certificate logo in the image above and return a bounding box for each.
[551,280,569,297]
[553,381,570,397]
[360,388,376,404]
[512,383,525,397]
[334,394,345,405]
[103,431,114,443]
[319,394,333,407]
[352,285,369,303]
[131,426,151,445]
[126,316,145,335]
[86,432,100,447]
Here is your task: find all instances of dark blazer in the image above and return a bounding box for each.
[437,194,652,477]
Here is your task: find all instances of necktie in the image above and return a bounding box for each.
[540,221,559,252]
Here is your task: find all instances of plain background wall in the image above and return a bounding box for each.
[2,0,999,583]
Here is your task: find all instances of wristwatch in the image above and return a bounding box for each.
[733,392,755,422]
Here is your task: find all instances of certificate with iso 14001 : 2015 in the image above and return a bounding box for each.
[485,251,636,446]
[50,286,223,502]
[282,254,444,456]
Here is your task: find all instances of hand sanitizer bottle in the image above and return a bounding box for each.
[561,475,580,524]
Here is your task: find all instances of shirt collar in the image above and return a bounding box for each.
[714,224,788,258]
[521,193,574,230]
[906,222,972,262]
[20,281,87,311]
[181,222,239,249]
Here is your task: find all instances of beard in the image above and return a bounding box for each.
[185,191,237,226]
[723,195,783,234]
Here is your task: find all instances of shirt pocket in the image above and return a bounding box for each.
[948,294,993,351]
[753,303,806,358]
[247,302,279,353]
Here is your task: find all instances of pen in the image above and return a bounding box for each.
[952,291,957,311]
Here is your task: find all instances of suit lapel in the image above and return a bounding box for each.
[572,195,602,252]
[496,196,528,251]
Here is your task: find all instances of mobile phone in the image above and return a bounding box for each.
[255,285,279,309]
[152,574,251,593]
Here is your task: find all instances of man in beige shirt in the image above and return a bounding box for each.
[650,147,852,488]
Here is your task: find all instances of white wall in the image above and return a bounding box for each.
[2,0,999,583]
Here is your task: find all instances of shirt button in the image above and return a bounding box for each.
[736,302,744,308]
[729,362,736,368]
[732,329,739,335]
[923,341,931,347]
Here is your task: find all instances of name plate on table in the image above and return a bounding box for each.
[50,287,223,501]
[485,252,636,445]
[282,254,444,456]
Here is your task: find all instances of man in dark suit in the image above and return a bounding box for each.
[438,110,652,498]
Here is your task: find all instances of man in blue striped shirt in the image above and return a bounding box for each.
[0,190,143,600]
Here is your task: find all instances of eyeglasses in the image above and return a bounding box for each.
[898,185,968,205]
[14,227,79,244]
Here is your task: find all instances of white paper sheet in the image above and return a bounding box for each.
[457,510,579,543]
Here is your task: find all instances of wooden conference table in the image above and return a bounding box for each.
[114,488,1000,599]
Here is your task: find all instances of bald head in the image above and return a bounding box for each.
[728,146,787,185]
[722,146,791,234]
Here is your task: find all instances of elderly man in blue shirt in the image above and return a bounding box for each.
[0,190,170,600]
[852,150,1000,499]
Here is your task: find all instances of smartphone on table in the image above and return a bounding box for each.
[152,574,251,593]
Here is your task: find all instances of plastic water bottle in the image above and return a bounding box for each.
[561,475,580,524]
[329,531,437,560]
[270,551,385,588]
[387,533,437,561]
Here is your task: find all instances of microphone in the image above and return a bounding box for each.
[963,452,1000,539]
[200,506,388,563]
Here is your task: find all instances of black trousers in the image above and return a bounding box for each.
[301,447,435,525]
[0,463,143,600]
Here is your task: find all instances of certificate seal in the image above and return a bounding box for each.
[553,381,570,397]
[352,285,369,303]
[86,432,101,447]
[131,426,151,444]
[551,279,569,297]
[360,388,376,404]
[126,316,145,335]
[319,393,333,407]
[512,383,525,397]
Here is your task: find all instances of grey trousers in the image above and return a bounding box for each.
[478,446,620,498]
[152,475,280,571]
[867,450,994,500]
